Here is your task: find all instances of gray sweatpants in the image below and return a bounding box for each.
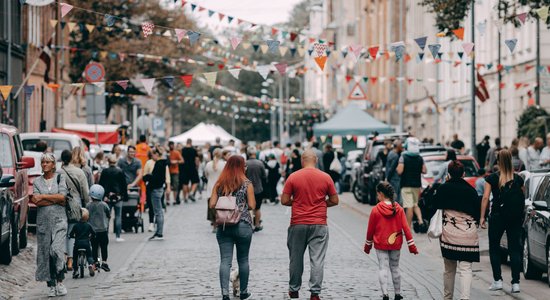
[376,249,401,295]
[287,224,329,294]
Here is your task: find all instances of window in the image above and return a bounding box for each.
[0,134,14,168]
[27,6,42,47]
[533,177,550,202]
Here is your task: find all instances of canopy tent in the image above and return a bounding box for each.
[313,104,393,136]
[170,122,240,146]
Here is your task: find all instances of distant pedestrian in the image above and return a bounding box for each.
[265,154,281,204]
[204,149,226,232]
[525,137,543,171]
[434,161,480,300]
[397,138,427,230]
[281,150,339,300]
[481,149,524,293]
[87,184,111,272]
[209,137,223,158]
[485,138,502,172]
[539,133,550,168]
[322,144,340,185]
[98,155,128,242]
[476,135,490,169]
[71,146,93,188]
[510,146,525,172]
[385,140,403,206]
[450,134,465,154]
[475,168,486,197]
[209,156,255,300]
[117,145,143,189]
[144,147,170,241]
[246,147,266,232]
[310,141,324,170]
[286,149,302,177]
[364,182,417,300]
[32,153,68,297]
[181,138,200,202]
[168,141,184,205]
[223,139,238,155]
[518,137,529,168]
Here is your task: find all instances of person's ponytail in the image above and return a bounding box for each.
[376,182,397,216]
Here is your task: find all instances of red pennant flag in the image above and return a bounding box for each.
[237,19,244,25]
[271,28,278,36]
[515,83,523,90]
[454,61,461,67]
[308,38,315,43]
[452,28,465,40]
[290,32,298,42]
[180,75,193,87]
[368,46,379,59]
[181,1,187,6]
[499,82,506,89]
[406,78,413,85]
[516,12,528,24]
[525,65,535,71]
[218,64,225,70]
[218,13,225,21]
[475,71,490,102]
[371,77,378,84]
[404,54,411,63]
[497,64,504,72]
[198,6,206,12]
[345,75,352,82]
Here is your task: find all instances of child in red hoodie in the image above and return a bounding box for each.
[364,182,418,300]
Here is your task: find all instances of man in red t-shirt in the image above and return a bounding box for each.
[281,150,339,300]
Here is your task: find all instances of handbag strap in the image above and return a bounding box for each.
[62,166,81,196]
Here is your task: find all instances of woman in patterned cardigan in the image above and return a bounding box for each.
[434,160,480,300]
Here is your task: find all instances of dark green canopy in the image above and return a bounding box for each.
[314,103,393,136]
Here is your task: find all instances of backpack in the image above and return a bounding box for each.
[215,195,242,229]
[498,176,524,223]
[57,174,82,222]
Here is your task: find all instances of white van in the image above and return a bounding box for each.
[20,132,85,160]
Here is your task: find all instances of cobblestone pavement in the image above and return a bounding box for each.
[18,193,535,299]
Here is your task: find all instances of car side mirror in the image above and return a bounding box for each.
[0,175,16,188]
[17,156,35,169]
[533,201,548,211]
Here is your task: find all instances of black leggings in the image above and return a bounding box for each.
[146,187,154,223]
[91,231,109,262]
[488,214,522,284]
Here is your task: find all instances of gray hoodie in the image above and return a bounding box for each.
[87,200,110,232]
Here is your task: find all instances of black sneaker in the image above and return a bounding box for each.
[394,294,403,300]
[222,296,230,300]
[149,234,164,241]
[89,265,95,277]
[382,295,389,300]
[240,292,251,299]
[101,263,111,272]
[254,225,263,232]
[72,272,79,279]
[189,195,196,202]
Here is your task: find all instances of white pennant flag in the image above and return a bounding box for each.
[141,78,155,95]
[203,72,217,86]
[228,68,241,79]
[257,65,271,80]
[175,29,187,42]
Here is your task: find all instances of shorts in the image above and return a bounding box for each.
[170,174,179,190]
[401,187,420,208]
[254,193,263,210]
[180,169,200,185]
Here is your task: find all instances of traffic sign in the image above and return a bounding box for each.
[84,62,105,83]
[348,83,367,100]
[152,117,165,138]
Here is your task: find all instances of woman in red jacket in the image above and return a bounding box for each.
[364,182,418,300]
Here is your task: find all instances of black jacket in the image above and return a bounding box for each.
[70,221,95,242]
[434,177,481,222]
[144,159,168,190]
[99,166,128,200]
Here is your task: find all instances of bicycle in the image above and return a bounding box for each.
[73,248,95,279]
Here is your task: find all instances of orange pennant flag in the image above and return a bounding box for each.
[452,28,465,40]
[0,85,13,101]
[314,56,328,71]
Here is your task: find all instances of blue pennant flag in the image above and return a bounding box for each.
[290,48,297,57]
[208,10,215,17]
[428,44,441,59]
[191,4,197,11]
[24,85,35,101]
[326,49,331,57]
[486,63,493,70]
[187,31,201,46]
[105,14,116,27]
[342,49,348,58]
[457,52,464,59]
[227,16,234,23]
[163,76,175,88]
[505,38,518,54]
[417,53,424,62]
[504,65,513,73]
[307,48,314,56]
[414,36,428,51]
[266,40,280,54]
[391,44,405,62]
[252,44,260,52]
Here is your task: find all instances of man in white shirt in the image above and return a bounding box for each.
[526,137,544,171]
[540,134,550,168]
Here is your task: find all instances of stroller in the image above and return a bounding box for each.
[122,187,144,233]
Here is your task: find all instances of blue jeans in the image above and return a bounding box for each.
[151,188,164,236]
[109,201,122,238]
[216,221,253,296]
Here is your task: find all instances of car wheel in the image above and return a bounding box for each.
[19,219,28,249]
[547,244,550,287]
[0,217,13,265]
[11,214,19,256]
[523,237,542,280]
[352,182,362,202]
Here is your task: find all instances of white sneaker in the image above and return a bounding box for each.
[512,283,520,293]
[148,223,155,232]
[56,283,67,296]
[48,286,57,297]
[116,237,125,242]
[489,280,503,291]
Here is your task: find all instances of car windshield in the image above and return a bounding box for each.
[424,159,478,178]
[0,134,14,168]
[22,138,72,159]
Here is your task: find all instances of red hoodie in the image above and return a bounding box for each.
[365,201,415,251]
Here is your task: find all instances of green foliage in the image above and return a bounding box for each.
[517,106,549,140]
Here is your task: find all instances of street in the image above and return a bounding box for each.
[2,193,544,299]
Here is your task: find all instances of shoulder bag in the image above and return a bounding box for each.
[61,168,83,222]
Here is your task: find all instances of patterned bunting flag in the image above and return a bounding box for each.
[180,75,193,87]
[428,44,441,59]
[274,63,287,75]
[60,3,73,18]
[536,6,549,21]
[142,22,154,37]
[163,76,175,88]
[313,43,327,57]
[414,36,427,50]
[116,80,129,90]
[141,78,155,95]
[230,37,242,50]
[349,44,363,59]
[505,38,518,54]
[266,40,280,54]
[516,12,527,24]
[175,29,187,42]
[203,72,217,86]
[391,44,405,62]
[24,85,35,101]
[462,42,474,56]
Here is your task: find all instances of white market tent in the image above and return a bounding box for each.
[169,122,241,146]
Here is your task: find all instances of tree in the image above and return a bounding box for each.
[517,106,549,141]
[280,0,310,31]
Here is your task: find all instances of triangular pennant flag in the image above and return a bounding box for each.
[104,14,116,27]
[279,46,288,56]
[307,48,314,56]
[180,75,193,87]
[241,42,251,50]
[462,42,474,56]
[536,6,549,21]
[228,69,241,80]
[67,22,77,31]
[227,16,234,23]
[208,10,215,17]
[349,44,363,59]
[191,4,197,11]
[368,46,379,59]
[24,85,35,101]
[391,44,405,62]
[370,77,378,84]
[252,44,260,52]
[60,3,73,18]
[505,38,518,53]
[516,12,528,24]
[116,80,129,90]
[141,78,155,95]
[290,32,298,42]
[141,22,154,37]
[274,63,287,75]
[477,21,487,36]
[452,28,464,40]
[297,47,305,57]
[414,36,427,50]
[504,65,513,72]
[257,65,271,80]
[187,31,201,46]
[345,75,352,83]
[353,76,362,83]
[0,85,13,101]
[203,72,217,86]
[163,76,175,88]
[49,20,58,28]
[175,29,187,42]
[313,43,327,57]
[457,51,464,59]
[218,13,225,22]
[85,24,95,33]
[427,44,441,59]
[314,56,328,71]
[266,40,280,54]
[230,37,242,50]
[260,44,269,54]
[271,28,278,36]
[363,77,369,83]
[290,48,297,57]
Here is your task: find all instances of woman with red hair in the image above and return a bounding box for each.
[209,155,255,300]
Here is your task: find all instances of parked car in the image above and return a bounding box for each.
[20,132,85,161]
[24,151,44,233]
[0,124,35,265]
[352,133,409,205]
[421,154,480,188]
[341,150,363,192]
[521,172,550,283]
